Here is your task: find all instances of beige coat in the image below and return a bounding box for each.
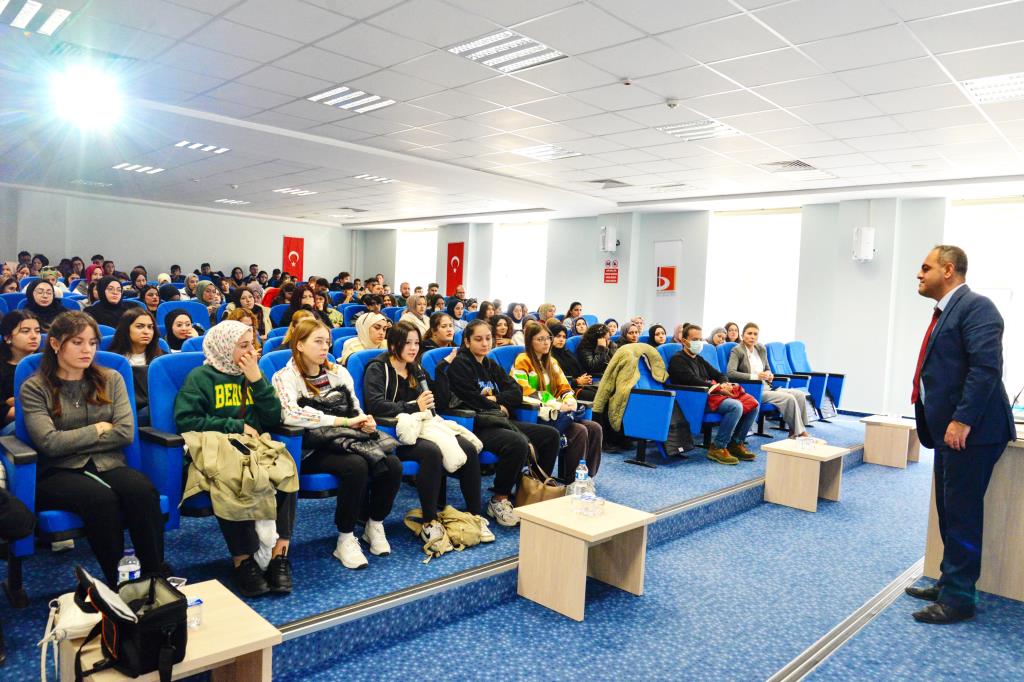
[593,344,668,430]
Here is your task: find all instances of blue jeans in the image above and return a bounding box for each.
[712,398,759,449]
[0,422,14,436]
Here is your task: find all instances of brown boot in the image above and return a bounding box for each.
[727,443,756,461]
[707,448,739,465]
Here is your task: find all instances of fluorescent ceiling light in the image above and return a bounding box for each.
[175,140,230,154]
[112,162,164,174]
[215,199,251,205]
[0,2,9,14]
[273,188,318,196]
[112,162,129,169]
[656,119,740,142]
[50,64,122,131]
[512,145,581,161]
[37,7,70,35]
[308,84,395,114]
[962,72,1024,104]
[448,30,566,74]
[10,0,41,29]
[70,178,112,187]
[353,173,397,183]
[175,140,189,147]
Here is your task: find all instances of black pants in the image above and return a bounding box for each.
[216,490,297,557]
[933,440,1004,608]
[37,464,164,585]
[304,451,402,533]
[0,488,34,542]
[475,421,560,496]
[398,437,481,521]
[561,419,603,481]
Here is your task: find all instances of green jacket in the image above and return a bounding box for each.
[174,365,282,434]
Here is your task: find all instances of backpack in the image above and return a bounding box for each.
[403,505,483,563]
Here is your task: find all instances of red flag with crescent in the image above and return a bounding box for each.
[446,241,464,296]
[283,236,304,281]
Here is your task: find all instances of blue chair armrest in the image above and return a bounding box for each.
[622,388,674,441]
[0,436,37,557]
[577,400,594,421]
[270,426,304,473]
[514,404,539,424]
[139,427,185,530]
[665,384,710,436]
[440,410,474,430]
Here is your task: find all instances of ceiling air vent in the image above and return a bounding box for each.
[588,179,631,190]
[756,160,836,181]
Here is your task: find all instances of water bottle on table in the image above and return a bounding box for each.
[571,460,600,516]
[117,548,141,585]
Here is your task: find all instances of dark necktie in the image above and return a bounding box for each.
[911,307,941,404]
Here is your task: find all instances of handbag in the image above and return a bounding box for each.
[39,592,102,682]
[514,443,565,508]
[72,566,187,682]
[707,383,758,415]
[542,404,587,435]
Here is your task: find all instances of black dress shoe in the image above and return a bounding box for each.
[912,602,974,624]
[265,555,293,594]
[905,584,940,602]
[233,557,270,598]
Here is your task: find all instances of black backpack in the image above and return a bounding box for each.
[73,566,187,682]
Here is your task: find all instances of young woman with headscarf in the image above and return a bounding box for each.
[23,279,65,331]
[174,321,294,597]
[194,280,222,327]
[164,308,200,352]
[339,312,389,365]
[446,298,468,331]
[85,276,134,328]
[399,294,429,336]
[158,283,181,304]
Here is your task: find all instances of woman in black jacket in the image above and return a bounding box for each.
[23,279,65,331]
[362,322,490,544]
[576,323,614,376]
[546,320,595,398]
[433,319,560,528]
[85,277,134,328]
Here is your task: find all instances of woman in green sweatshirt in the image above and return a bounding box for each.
[174,320,294,598]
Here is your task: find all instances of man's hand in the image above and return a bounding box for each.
[944,420,971,451]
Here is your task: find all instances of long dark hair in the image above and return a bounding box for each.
[522,321,553,392]
[0,310,39,363]
[37,312,110,418]
[490,314,514,341]
[461,319,492,349]
[286,282,314,317]
[477,300,494,320]
[580,323,609,348]
[386,321,421,389]
[108,308,164,363]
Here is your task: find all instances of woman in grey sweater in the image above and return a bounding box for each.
[726,322,810,439]
[21,311,165,585]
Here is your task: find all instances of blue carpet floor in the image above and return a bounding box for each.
[809,577,1024,680]
[0,416,864,678]
[279,446,933,681]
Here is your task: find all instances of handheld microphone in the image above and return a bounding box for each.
[413,366,436,417]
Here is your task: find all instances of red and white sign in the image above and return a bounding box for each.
[282,236,304,281]
[446,241,464,295]
[656,265,676,293]
[603,258,619,284]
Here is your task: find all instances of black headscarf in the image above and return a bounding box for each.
[85,276,132,328]
[164,308,192,351]
[23,280,65,330]
[158,283,180,303]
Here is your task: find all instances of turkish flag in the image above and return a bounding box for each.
[283,236,304,281]
[446,241,464,295]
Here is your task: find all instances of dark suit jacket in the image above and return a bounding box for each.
[915,285,1014,449]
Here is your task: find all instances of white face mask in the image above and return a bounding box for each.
[688,340,704,355]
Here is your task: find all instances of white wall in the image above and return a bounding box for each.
[11,188,353,280]
[634,211,710,328]
[359,229,397,284]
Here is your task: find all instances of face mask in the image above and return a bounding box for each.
[688,340,704,355]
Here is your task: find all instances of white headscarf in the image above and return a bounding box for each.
[202,320,252,375]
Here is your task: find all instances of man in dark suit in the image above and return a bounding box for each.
[907,245,1015,623]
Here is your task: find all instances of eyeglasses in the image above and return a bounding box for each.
[535,335,551,342]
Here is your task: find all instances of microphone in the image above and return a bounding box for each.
[412,365,436,417]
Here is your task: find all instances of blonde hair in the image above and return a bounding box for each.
[288,318,334,395]
[282,309,314,345]
[226,307,262,349]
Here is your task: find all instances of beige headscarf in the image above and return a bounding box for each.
[340,311,388,364]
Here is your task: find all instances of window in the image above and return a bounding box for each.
[394,229,437,292]
[490,222,548,307]
[945,200,1024,403]
[703,210,802,342]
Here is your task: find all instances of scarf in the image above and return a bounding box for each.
[158,283,180,302]
[194,280,217,304]
[23,280,64,327]
[164,309,191,350]
[87,276,130,327]
[202,320,251,375]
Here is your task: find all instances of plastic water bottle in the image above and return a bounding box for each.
[117,548,141,585]
[572,460,598,515]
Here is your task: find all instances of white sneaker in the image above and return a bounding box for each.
[419,520,446,546]
[333,533,367,570]
[487,498,519,527]
[51,539,75,553]
[361,520,391,556]
[477,515,495,543]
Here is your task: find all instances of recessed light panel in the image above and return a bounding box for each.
[448,30,566,74]
[112,162,164,174]
[215,199,251,205]
[4,1,71,34]
[756,160,835,181]
[273,188,318,196]
[174,140,229,154]
[307,85,396,114]
[962,72,1024,104]
[353,173,398,184]
[512,145,581,161]
[70,178,112,187]
[656,119,740,142]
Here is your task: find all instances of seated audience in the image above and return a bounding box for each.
[194,280,222,327]
[271,282,295,307]
[224,308,263,356]
[164,309,200,351]
[546,320,595,399]
[181,273,199,300]
[604,318,619,337]
[724,322,740,344]
[427,294,446,313]
[130,271,148,294]
[137,284,161,316]
[175,321,294,596]
[512,322,602,481]
[727,322,809,438]
[1,277,18,293]
[0,311,41,436]
[563,302,583,329]
[577,323,614,377]
[281,283,328,328]
[107,308,163,425]
[617,321,641,346]
[570,317,589,337]
[648,324,667,348]
[282,310,315,346]
[226,287,271,340]
[707,327,727,346]
[340,312,389,364]
[85,277,134,328]
[433,319,560,527]
[229,267,246,289]
[316,290,344,328]
[476,300,495,322]
[446,298,468,331]
[158,283,181,304]
[422,312,456,353]
[399,294,429,336]
[22,312,165,586]
[39,267,70,296]
[536,303,556,322]
[272,319,401,570]
[506,303,526,331]
[23,279,64,331]
[491,314,521,347]
[668,324,759,465]
[363,321,491,546]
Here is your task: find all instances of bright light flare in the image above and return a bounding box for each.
[50,65,123,131]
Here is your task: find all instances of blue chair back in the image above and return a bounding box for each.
[19,276,39,289]
[0,297,6,314]
[346,349,386,405]
[382,306,403,322]
[658,343,682,369]
[718,342,738,373]
[181,336,205,352]
[786,341,811,373]
[421,347,452,380]
[343,305,367,326]
[464,311,477,322]
[566,335,583,354]
[329,291,347,305]
[122,298,146,309]
[765,342,793,374]
[488,345,523,373]
[269,304,290,327]
[156,301,211,332]
[1,292,26,310]
[264,336,286,354]
[267,327,287,339]
[97,324,116,336]
[259,348,336,381]
[581,314,597,327]
[148,352,204,435]
[699,343,721,372]
[637,335,649,345]
[331,327,357,344]
[216,302,229,321]
[453,329,463,347]
[15,297,82,312]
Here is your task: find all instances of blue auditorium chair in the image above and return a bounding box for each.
[18,276,39,289]
[463,311,477,322]
[420,347,498,467]
[0,292,26,310]
[156,301,212,335]
[0,298,6,314]
[453,329,463,347]
[263,336,285,354]
[786,341,844,419]
[382,306,403,322]
[581,314,597,326]
[180,336,205,352]
[565,335,583,354]
[617,354,676,467]
[343,349,418,477]
[487,346,538,423]
[267,326,287,339]
[717,342,786,437]
[99,335,171,353]
[122,298,146,309]
[343,305,367,326]
[269,304,290,327]
[638,335,649,344]
[331,327,357,344]
[216,302,229,321]
[97,324,116,336]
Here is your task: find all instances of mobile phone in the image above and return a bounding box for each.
[168,577,187,588]
[231,439,251,456]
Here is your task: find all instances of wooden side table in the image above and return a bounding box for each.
[515,496,656,621]
[763,439,852,512]
[61,580,281,681]
[860,415,920,468]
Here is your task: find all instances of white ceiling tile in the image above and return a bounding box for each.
[475,133,546,151]
[694,135,768,152]
[386,128,453,146]
[752,75,859,107]
[430,140,501,156]
[789,97,885,123]
[886,0,999,20]
[457,77,555,107]
[591,0,739,34]
[271,99,351,122]
[638,66,738,99]
[408,147,465,161]
[368,0,501,48]
[755,126,833,145]
[617,103,715,128]
[468,108,551,131]
[924,138,1012,159]
[982,101,1024,121]
[866,147,945,162]
[187,19,303,62]
[207,82,295,109]
[224,0,354,41]
[998,120,1024,138]
[837,58,951,95]
[572,82,665,111]
[866,84,970,115]
[828,163,897,177]
[367,103,450,126]
[754,0,898,44]
[914,124,1001,145]
[346,69,447,101]
[158,42,262,80]
[302,0,403,19]
[361,136,423,152]
[442,0,578,26]
[515,96,603,121]
[621,158,687,174]
[334,115,410,135]
[844,132,926,152]
[274,47,378,83]
[801,152,876,168]
[780,140,856,157]
[603,128,685,148]
[167,0,239,11]
[710,48,825,88]
[566,113,645,135]
[515,123,592,143]
[818,116,906,138]
[659,14,786,63]
[84,0,212,39]
[57,17,175,60]
[593,149,661,164]
[302,122,373,140]
[128,65,224,95]
[412,91,499,117]
[424,118,503,139]
[578,38,695,79]
[719,108,804,133]
[800,25,927,72]
[235,66,336,98]
[684,90,774,118]
[317,22,433,68]
[938,42,1024,80]
[908,2,1024,54]
[513,58,620,92]
[186,96,265,119]
[393,51,496,88]
[516,4,644,54]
